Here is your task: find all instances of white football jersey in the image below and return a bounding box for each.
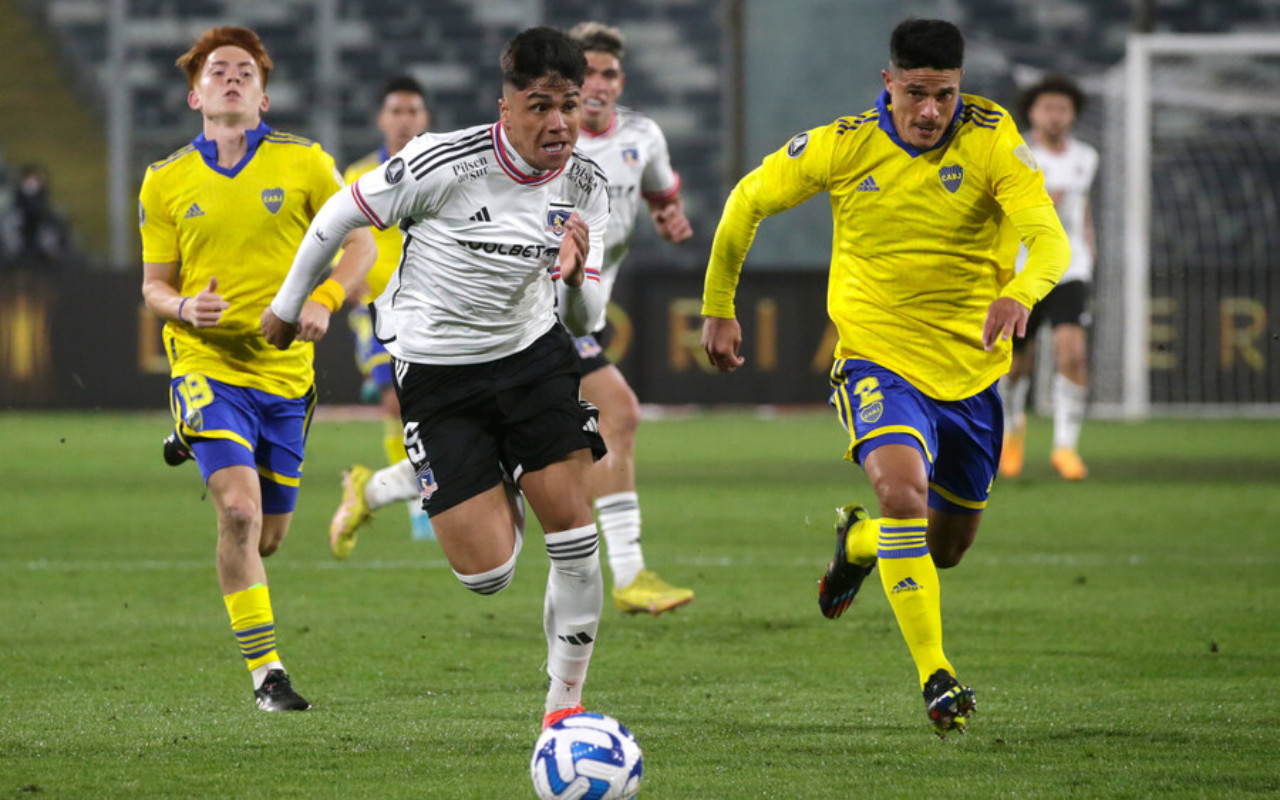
[352,123,610,364]
[1029,136,1098,283]
[572,106,680,330]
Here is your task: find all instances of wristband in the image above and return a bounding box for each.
[177,296,189,324]
[308,278,346,313]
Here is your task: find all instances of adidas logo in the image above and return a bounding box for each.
[468,206,491,222]
[184,202,205,218]
[856,175,880,192]
[891,577,921,594]
[556,632,594,646]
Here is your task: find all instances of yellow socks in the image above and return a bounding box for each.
[382,417,408,466]
[224,583,279,672]
[876,517,953,687]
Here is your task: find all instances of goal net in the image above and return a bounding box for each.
[1094,34,1280,418]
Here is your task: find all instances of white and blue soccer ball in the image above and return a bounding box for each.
[530,712,643,800]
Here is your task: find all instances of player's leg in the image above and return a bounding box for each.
[240,385,317,710]
[1047,280,1089,479]
[500,328,610,726]
[520,452,604,727]
[581,358,693,615]
[819,360,934,619]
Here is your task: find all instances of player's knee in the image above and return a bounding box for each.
[600,389,641,445]
[931,544,968,569]
[872,480,927,520]
[216,499,260,545]
[454,549,518,596]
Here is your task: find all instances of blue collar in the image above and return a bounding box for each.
[192,122,273,177]
[378,143,390,163]
[875,90,965,157]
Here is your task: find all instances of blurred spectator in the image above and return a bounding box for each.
[2,164,76,272]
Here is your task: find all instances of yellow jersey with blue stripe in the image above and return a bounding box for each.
[139,123,345,398]
[704,91,1068,400]
[343,146,405,302]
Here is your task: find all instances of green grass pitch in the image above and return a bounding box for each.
[2,410,1278,798]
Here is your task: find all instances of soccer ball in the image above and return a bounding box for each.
[530,712,643,800]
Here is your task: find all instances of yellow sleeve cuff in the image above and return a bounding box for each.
[308,278,346,313]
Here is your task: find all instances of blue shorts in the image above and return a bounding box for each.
[349,304,393,390]
[169,374,317,514]
[828,359,1003,515]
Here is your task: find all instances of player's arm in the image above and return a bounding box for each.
[982,121,1071,350]
[640,128,691,243]
[264,185,374,348]
[138,170,228,328]
[701,125,834,371]
[984,204,1070,350]
[558,177,608,335]
[142,262,229,328]
[294,227,376,343]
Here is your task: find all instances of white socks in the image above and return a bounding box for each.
[1053,374,1087,450]
[543,523,603,713]
[251,659,284,689]
[365,459,418,511]
[595,492,644,588]
[1005,375,1031,432]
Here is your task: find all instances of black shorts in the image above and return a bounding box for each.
[572,321,614,377]
[1013,279,1091,352]
[394,325,607,515]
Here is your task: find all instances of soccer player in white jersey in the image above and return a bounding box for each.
[565,21,694,616]
[263,27,611,729]
[999,75,1097,481]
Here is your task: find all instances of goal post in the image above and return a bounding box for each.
[1116,33,1280,418]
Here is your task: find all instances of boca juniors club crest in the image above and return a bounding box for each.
[546,206,573,237]
[621,146,640,166]
[417,465,438,501]
[938,165,964,194]
[261,187,285,214]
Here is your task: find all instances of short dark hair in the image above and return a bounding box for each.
[382,75,427,103]
[500,26,586,90]
[1019,74,1087,123]
[889,19,964,71]
[568,21,625,61]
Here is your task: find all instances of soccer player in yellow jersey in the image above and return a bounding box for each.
[701,19,1070,737]
[139,26,376,711]
[331,76,434,553]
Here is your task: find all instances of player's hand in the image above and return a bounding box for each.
[652,200,692,243]
[558,212,589,288]
[260,306,299,350]
[701,316,745,373]
[296,299,332,342]
[184,276,229,328]
[982,296,1030,351]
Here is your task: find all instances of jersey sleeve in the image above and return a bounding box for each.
[639,121,680,202]
[138,167,179,264]
[702,121,838,318]
[305,146,345,217]
[348,135,450,230]
[987,116,1053,217]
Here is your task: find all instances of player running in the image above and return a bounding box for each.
[264,27,610,728]
[140,26,375,711]
[700,19,1069,737]
[1000,75,1097,481]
